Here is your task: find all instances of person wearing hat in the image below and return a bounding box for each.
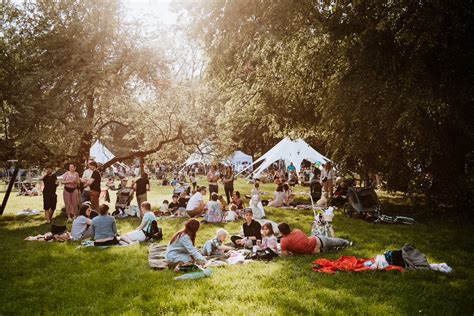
[84,161,101,212]
[231,209,262,248]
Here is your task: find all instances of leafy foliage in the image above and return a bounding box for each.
[182,0,474,207]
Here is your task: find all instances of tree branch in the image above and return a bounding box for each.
[99,125,184,170]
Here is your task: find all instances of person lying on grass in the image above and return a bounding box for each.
[166,219,207,266]
[231,209,262,248]
[91,204,119,246]
[119,202,156,245]
[201,229,233,256]
[278,223,352,256]
[71,204,92,241]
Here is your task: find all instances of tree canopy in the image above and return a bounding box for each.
[179,0,474,206]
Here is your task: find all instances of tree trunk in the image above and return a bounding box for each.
[76,93,95,174]
[0,167,19,215]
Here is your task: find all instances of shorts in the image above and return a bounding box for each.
[43,194,57,211]
[125,230,147,242]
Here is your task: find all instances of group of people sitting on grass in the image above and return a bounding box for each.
[42,201,160,246]
[165,209,352,267]
[158,186,247,222]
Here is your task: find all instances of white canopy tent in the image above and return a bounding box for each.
[183,142,215,168]
[244,137,330,178]
[90,140,115,164]
[225,150,253,172]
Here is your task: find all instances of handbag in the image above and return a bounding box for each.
[64,186,76,193]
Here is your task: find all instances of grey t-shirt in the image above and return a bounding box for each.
[71,215,89,240]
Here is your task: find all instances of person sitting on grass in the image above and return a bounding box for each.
[267,184,285,207]
[185,186,207,218]
[51,207,71,241]
[259,222,279,254]
[218,195,228,211]
[119,202,156,245]
[166,219,207,266]
[71,204,93,241]
[231,209,262,248]
[204,193,222,223]
[91,204,119,246]
[230,191,245,211]
[223,204,238,221]
[168,194,180,214]
[277,223,351,256]
[201,228,233,256]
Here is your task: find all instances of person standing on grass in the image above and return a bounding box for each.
[84,161,101,213]
[133,173,150,217]
[320,162,335,199]
[278,222,351,256]
[166,218,207,266]
[119,202,156,244]
[61,163,80,219]
[186,186,207,218]
[231,209,262,247]
[91,204,119,246]
[80,161,93,203]
[222,166,234,204]
[207,165,219,199]
[41,166,58,223]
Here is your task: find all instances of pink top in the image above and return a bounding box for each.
[62,172,79,188]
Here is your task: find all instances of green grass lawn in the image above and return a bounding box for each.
[0,178,473,315]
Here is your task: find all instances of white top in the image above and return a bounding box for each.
[320,168,335,182]
[186,192,203,211]
[82,169,93,191]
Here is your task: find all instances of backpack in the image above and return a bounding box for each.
[401,244,430,270]
[144,220,163,241]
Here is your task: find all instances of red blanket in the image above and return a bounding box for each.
[312,256,404,274]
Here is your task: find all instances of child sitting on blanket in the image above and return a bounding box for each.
[259,222,278,254]
[201,229,233,256]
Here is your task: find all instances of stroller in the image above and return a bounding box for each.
[112,187,135,217]
[344,187,415,224]
[344,187,380,219]
[301,192,335,238]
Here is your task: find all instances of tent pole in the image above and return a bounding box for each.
[0,167,19,216]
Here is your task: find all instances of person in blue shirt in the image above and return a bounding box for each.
[287,162,296,173]
[119,201,156,245]
[166,219,207,265]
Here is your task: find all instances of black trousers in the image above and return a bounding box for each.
[224,185,234,204]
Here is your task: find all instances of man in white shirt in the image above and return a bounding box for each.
[80,160,94,203]
[186,186,207,218]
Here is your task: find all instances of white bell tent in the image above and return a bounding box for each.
[90,140,115,164]
[245,137,330,178]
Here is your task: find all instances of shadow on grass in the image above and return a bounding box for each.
[0,209,473,314]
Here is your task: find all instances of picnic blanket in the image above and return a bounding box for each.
[312,256,404,274]
[148,244,231,270]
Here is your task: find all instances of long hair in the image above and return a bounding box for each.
[169,219,200,245]
[262,222,275,236]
